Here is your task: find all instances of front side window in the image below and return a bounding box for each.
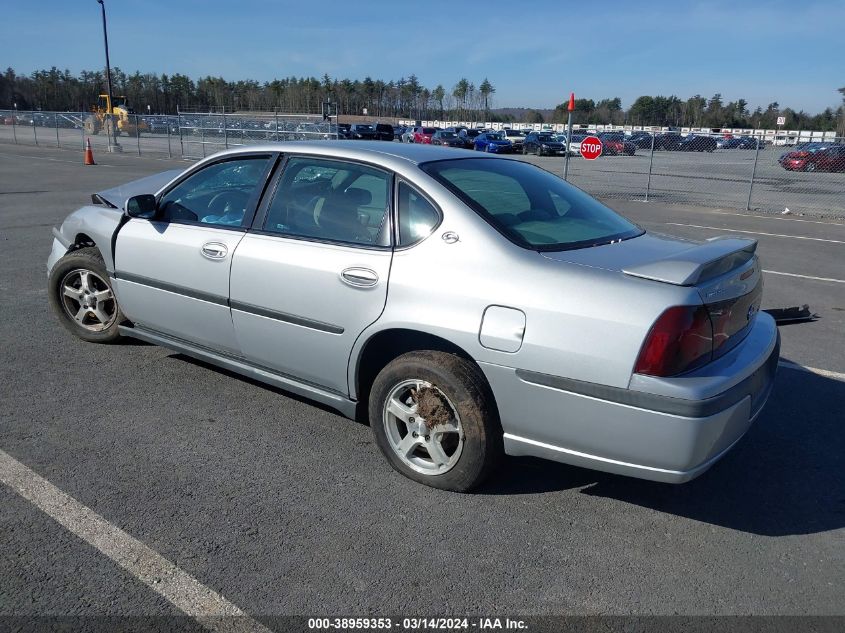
[263,157,391,246]
[397,182,440,247]
[421,158,642,251]
[158,156,272,226]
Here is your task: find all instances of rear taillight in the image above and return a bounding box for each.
[634,306,713,377]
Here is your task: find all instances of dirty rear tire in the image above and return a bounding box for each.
[48,247,125,344]
[369,351,503,492]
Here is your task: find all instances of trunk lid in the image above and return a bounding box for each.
[542,232,763,359]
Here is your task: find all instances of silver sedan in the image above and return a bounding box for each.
[47,141,779,491]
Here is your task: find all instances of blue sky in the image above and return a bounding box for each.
[2,0,842,113]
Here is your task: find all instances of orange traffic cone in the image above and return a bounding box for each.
[83,138,95,165]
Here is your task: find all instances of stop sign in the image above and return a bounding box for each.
[580,136,603,160]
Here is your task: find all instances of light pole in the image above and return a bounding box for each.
[96,0,118,149]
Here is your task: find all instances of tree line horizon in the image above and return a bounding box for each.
[2,67,843,132]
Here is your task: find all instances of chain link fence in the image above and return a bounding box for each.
[0,110,842,217]
[524,130,845,217]
[0,109,337,160]
[175,110,337,158]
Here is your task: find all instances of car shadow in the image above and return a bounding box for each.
[478,359,845,537]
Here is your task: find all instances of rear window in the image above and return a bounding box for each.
[420,158,643,251]
[422,127,437,134]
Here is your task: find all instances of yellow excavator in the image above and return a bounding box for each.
[83,94,148,137]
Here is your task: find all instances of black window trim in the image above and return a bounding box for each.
[393,177,443,250]
[247,152,395,251]
[152,151,279,232]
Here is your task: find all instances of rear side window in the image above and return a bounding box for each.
[397,182,440,246]
[421,158,642,251]
[263,157,391,247]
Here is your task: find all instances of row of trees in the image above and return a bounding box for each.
[2,67,843,132]
[550,93,845,133]
[0,67,502,121]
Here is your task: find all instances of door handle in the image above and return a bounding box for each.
[341,267,379,288]
[201,242,228,260]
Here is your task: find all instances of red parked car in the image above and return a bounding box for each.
[779,143,845,172]
[597,132,636,156]
[413,127,440,144]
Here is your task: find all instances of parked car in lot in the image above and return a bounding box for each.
[779,144,845,172]
[412,127,440,144]
[349,124,378,140]
[457,128,482,149]
[654,132,685,151]
[523,132,567,156]
[717,136,758,150]
[337,123,352,139]
[501,129,527,153]
[47,142,778,492]
[431,130,464,148]
[678,135,717,152]
[374,123,394,141]
[474,132,513,153]
[627,131,654,149]
[597,132,636,156]
[393,126,407,141]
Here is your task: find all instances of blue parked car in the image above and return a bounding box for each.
[474,132,513,153]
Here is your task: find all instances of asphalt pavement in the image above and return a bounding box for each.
[0,143,842,626]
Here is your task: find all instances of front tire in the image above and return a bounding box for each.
[48,247,125,343]
[369,351,503,492]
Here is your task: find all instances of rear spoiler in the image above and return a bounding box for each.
[623,237,757,286]
[92,169,183,209]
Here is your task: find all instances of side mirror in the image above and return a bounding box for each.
[125,194,157,219]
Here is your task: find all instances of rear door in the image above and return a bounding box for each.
[113,153,275,354]
[230,155,393,394]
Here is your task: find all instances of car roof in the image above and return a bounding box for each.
[200,140,491,168]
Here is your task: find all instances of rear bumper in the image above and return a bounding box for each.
[481,314,779,483]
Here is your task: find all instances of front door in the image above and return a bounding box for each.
[230,156,393,394]
[113,153,275,354]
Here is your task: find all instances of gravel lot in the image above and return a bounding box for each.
[0,144,842,627]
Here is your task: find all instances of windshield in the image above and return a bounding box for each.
[423,127,437,134]
[355,125,374,131]
[440,132,458,139]
[487,133,505,140]
[538,134,555,142]
[421,158,643,251]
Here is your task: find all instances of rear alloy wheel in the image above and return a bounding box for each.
[370,351,502,492]
[48,247,125,343]
[804,162,816,172]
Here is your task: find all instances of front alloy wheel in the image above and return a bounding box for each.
[48,247,125,343]
[59,269,117,332]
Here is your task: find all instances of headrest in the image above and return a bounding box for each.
[343,187,372,206]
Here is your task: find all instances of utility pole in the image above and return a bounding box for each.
[97,0,119,150]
